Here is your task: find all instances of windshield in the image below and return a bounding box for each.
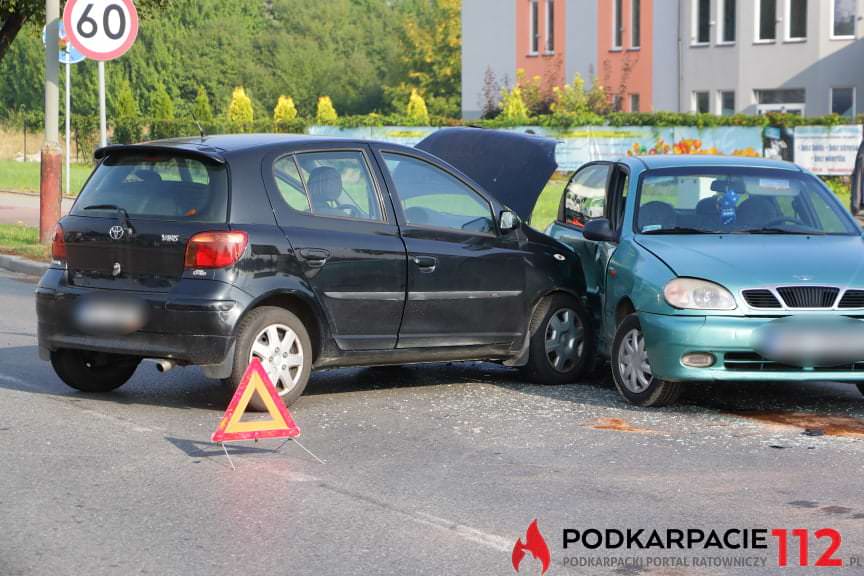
[636,167,858,236]
[72,153,229,223]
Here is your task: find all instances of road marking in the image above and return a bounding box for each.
[319,481,512,552]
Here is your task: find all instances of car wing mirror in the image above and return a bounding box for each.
[582,218,618,242]
[499,210,519,232]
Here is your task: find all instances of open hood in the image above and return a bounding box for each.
[417,128,557,221]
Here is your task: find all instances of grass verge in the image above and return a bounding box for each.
[0,224,50,261]
[0,159,91,196]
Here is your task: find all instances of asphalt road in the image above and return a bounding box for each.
[1,269,862,576]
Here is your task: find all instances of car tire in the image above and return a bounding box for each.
[50,349,140,393]
[522,294,595,385]
[611,314,682,407]
[227,306,312,410]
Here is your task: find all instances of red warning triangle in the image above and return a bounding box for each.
[211,358,301,443]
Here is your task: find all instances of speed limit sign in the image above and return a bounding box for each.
[63,0,139,61]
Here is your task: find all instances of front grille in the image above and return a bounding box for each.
[839,290,864,308]
[776,286,839,308]
[723,352,864,372]
[742,289,782,308]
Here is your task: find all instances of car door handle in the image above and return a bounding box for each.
[299,248,330,267]
[412,255,437,272]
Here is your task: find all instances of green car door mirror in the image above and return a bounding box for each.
[583,218,618,242]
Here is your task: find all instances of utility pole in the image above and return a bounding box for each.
[40,0,62,244]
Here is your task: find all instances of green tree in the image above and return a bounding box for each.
[150,82,175,121]
[113,78,142,144]
[315,96,338,125]
[391,0,461,117]
[192,85,213,123]
[227,86,254,128]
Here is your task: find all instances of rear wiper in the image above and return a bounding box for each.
[83,204,133,231]
[641,226,718,235]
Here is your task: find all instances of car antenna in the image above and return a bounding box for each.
[190,111,206,142]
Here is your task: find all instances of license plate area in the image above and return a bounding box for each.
[754,317,864,367]
[74,294,149,336]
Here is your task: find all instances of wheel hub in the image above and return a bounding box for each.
[250,323,304,397]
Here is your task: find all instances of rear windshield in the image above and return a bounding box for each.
[72,153,229,223]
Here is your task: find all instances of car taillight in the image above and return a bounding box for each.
[51,224,66,263]
[184,231,248,269]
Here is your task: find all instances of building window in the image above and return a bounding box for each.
[719,0,736,43]
[755,88,806,115]
[832,87,856,117]
[630,93,641,112]
[832,0,856,38]
[613,0,623,48]
[694,0,711,44]
[530,0,540,54]
[756,0,777,41]
[719,91,736,115]
[694,91,710,113]
[786,0,807,40]
[631,0,642,48]
[612,94,623,112]
[545,0,555,52]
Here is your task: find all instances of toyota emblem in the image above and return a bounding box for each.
[109,225,125,240]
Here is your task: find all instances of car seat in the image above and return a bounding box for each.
[736,196,779,229]
[695,197,721,230]
[638,201,677,230]
[307,166,344,216]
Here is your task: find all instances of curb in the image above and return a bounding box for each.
[0,254,49,276]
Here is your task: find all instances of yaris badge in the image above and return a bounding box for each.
[109,226,125,240]
[112,262,122,277]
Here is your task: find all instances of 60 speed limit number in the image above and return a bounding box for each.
[63,0,139,61]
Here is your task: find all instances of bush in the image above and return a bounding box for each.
[500,86,530,124]
[316,96,339,125]
[192,86,214,123]
[406,89,430,125]
[227,87,254,129]
[273,96,298,123]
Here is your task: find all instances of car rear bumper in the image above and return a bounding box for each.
[639,312,864,383]
[36,268,245,366]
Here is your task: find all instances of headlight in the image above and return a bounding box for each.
[663,278,737,310]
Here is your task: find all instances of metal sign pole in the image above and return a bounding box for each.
[98,61,107,147]
[65,58,71,196]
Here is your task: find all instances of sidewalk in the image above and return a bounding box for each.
[0,191,74,227]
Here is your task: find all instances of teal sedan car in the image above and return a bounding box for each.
[547,155,864,407]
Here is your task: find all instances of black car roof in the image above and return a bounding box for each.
[95,134,416,163]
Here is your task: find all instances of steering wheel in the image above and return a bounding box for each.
[763,216,807,228]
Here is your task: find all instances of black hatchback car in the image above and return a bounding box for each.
[37,129,591,407]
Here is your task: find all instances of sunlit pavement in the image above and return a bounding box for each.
[0,269,862,576]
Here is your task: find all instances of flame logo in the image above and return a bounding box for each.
[512,519,551,574]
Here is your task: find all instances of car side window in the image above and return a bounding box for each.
[608,167,629,231]
[381,152,495,234]
[272,155,311,213]
[561,164,611,228]
[294,151,383,222]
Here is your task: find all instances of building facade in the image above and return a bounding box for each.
[461,0,864,118]
[680,0,864,117]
